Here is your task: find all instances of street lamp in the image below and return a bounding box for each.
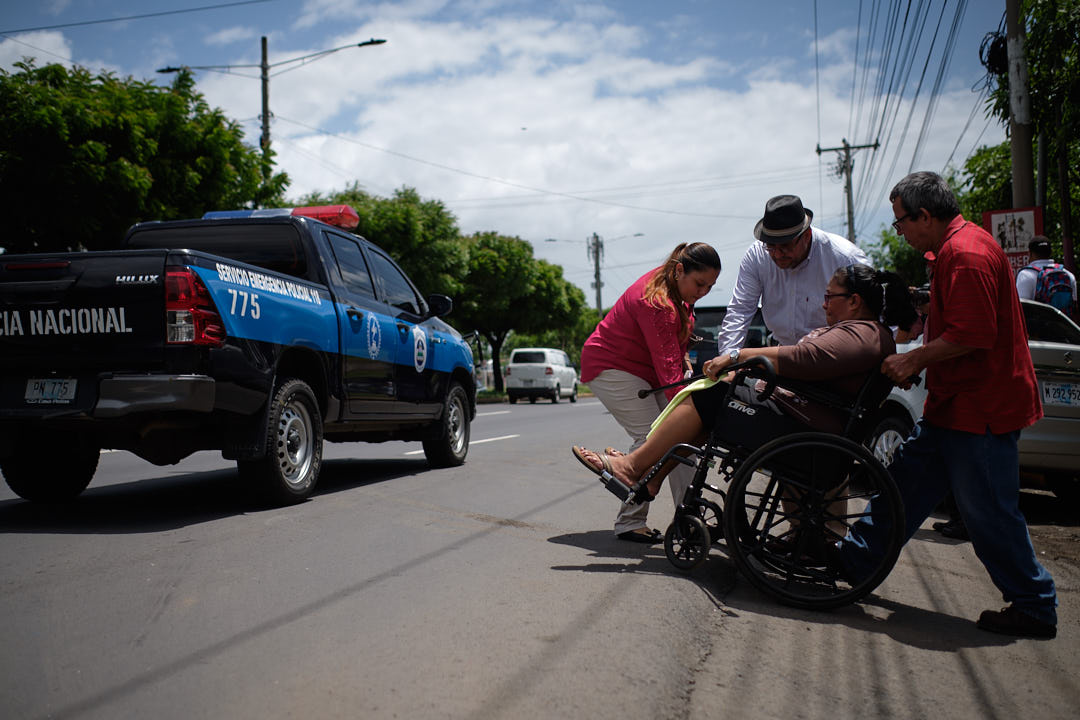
[157,36,387,157]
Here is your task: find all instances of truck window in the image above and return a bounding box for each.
[127,225,309,279]
[325,232,375,297]
[367,249,422,316]
[511,351,545,364]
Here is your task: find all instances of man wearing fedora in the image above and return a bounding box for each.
[716,194,869,356]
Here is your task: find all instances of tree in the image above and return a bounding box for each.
[866,226,929,288]
[985,0,1080,269]
[452,232,585,392]
[0,62,287,253]
[302,183,466,300]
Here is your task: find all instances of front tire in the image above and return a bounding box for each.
[423,381,470,467]
[238,378,322,505]
[1,432,99,503]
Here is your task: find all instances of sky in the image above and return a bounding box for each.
[0,0,1008,308]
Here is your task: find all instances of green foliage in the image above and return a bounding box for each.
[0,62,287,253]
[302,183,466,299]
[452,232,586,391]
[507,303,598,367]
[949,143,1013,222]
[865,226,929,287]
[984,1,1080,263]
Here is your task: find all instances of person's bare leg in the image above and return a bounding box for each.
[579,402,705,493]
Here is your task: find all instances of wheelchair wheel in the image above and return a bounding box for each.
[664,513,711,571]
[723,432,903,610]
[686,497,724,542]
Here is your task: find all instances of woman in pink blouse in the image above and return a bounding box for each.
[579,242,721,542]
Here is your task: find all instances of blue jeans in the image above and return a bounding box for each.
[842,420,1057,624]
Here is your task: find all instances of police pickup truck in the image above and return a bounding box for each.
[0,205,476,505]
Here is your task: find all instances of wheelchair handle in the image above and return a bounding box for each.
[637,374,705,399]
[729,355,777,402]
[635,355,779,400]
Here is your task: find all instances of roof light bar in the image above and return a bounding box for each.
[202,205,359,230]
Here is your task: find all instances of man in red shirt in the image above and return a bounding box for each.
[836,171,1057,638]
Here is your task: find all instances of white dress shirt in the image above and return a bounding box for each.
[716,227,869,353]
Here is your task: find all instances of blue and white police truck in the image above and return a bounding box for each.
[0,205,476,504]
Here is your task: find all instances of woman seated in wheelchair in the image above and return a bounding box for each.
[572,263,916,503]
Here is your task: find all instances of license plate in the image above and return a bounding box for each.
[24,378,77,404]
[522,379,534,386]
[1042,381,1079,407]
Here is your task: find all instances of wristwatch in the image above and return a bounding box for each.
[728,349,740,363]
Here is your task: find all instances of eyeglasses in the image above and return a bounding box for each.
[891,211,919,232]
[823,292,852,302]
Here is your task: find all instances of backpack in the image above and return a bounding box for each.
[1022,263,1075,314]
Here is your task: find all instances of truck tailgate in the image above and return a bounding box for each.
[0,250,169,412]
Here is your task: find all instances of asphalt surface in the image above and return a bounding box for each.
[0,397,1076,719]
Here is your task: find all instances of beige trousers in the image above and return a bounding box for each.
[587,369,693,535]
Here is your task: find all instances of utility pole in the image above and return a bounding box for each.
[587,232,603,313]
[816,138,879,244]
[1006,0,1035,209]
[260,36,270,157]
[158,36,387,166]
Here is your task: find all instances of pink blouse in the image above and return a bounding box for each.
[580,269,692,400]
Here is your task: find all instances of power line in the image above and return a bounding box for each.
[274,114,759,219]
[0,0,275,34]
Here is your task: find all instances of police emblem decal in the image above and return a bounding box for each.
[365,313,381,359]
[412,326,428,373]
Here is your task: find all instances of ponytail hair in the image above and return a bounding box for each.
[834,264,917,332]
[643,242,722,343]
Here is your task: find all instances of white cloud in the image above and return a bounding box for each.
[205,26,258,47]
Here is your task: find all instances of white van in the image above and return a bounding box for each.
[505,348,578,404]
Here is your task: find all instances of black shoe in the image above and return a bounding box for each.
[617,528,662,544]
[976,606,1056,639]
[937,518,969,540]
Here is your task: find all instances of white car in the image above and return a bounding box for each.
[870,299,1080,502]
[504,347,578,404]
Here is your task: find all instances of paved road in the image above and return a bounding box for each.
[0,399,1076,719]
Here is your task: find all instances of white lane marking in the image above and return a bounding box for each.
[404,434,519,455]
[478,410,511,417]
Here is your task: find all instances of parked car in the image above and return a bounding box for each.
[687,305,771,374]
[870,299,1080,501]
[505,348,578,403]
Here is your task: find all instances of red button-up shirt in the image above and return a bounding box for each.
[923,216,1042,433]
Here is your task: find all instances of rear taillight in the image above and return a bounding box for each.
[165,267,225,346]
[505,367,511,376]
[545,366,553,375]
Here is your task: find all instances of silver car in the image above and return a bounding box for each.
[871,299,1080,502]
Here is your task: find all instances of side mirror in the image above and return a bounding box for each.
[426,294,453,318]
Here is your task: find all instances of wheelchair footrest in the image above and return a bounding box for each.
[598,472,632,502]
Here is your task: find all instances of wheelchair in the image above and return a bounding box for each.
[636,357,905,610]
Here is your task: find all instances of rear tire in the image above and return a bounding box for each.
[552,384,561,403]
[569,383,578,403]
[869,414,912,466]
[423,381,470,467]
[1,433,98,503]
[238,378,322,505]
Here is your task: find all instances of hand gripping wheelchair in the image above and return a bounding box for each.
[634,357,906,610]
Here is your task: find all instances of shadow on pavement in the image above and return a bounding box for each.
[547,528,739,608]
[0,457,428,535]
